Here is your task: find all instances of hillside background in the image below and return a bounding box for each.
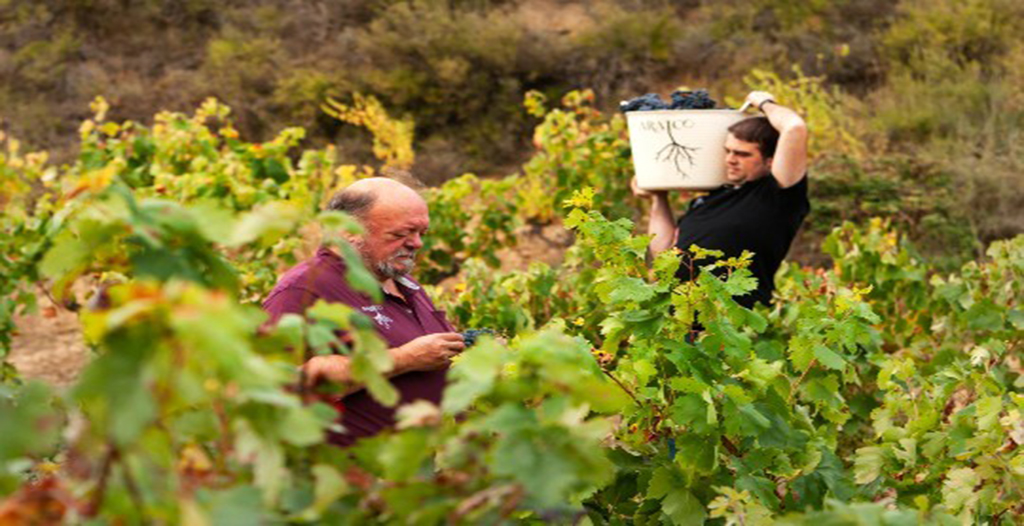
[2,0,1023,263]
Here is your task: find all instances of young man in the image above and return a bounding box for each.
[633,91,811,308]
[262,177,464,446]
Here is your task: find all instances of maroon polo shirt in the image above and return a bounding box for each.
[261,247,455,446]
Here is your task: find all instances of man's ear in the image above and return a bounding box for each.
[341,231,362,247]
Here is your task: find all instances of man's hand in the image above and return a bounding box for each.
[395,332,465,373]
[632,175,691,201]
[301,332,464,390]
[302,355,350,388]
[745,91,776,112]
[631,175,667,199]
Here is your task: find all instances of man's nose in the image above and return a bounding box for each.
[406,232,424,249]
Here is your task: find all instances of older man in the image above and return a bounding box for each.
[633,91,811,308]
[262,177,464,446]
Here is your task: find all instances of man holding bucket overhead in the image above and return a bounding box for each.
[632,91,810,309]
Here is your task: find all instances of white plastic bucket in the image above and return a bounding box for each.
[626,109,747,190]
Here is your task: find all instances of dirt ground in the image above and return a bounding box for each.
[8,294,90,387]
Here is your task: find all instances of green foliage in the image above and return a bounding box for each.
[0,133,58,367]
[809,156,979,268]
[3,86,1024,524]
[418,173,520,283]
[323,94,416,170]
[0,381,61,494]
[520,90,634,224]
[741,66,867,159]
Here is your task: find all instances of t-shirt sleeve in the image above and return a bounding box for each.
[769,172,809,205]
[262,286,319,324]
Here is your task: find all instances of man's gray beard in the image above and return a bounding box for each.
[375,260,408,280]
[373,252,416,280]
[350,238,415,280]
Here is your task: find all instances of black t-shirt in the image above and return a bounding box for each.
[674,174,810,308]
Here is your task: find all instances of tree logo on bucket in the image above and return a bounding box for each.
[645,119,699,178]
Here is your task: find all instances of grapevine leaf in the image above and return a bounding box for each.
[280,407,326,447]
[647,467,676,499]
[300,464,349,519]
[334,241,383,302]
[788,336,815,372]
[671,394,714,435]
[965,300,1003,331]
[723,270,758,297]
[975,396,1002,432]
[272,313,306,351]
[379,429,431,480]
[653,249,683,283]
[788,447,855,508]
[349,348,398,407]
[600,276,655,304]
[893,438,917,468]
[661,488,706,526]
[197,486,266,526]
[73,350,156,446]
[739,358,783,390]
[0,382,60,461]
[802,375,844,411]
[563,187,595,209]
[189,200,236,242]
[723,399,771,437]
[632,359,657,386]
[670,377,710,395]
[442,339,506,413]
[757,396,806,450]
[229,201,302,247]
[675,434,718,474]
[853,446,885,485]
[941,467,979,514]
[491,429,576,507]
[306,301,355,329]
[1009,309,1024,330]
[813,344,846,370]
[39,234,91,279]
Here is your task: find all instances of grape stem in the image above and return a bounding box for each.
[601,367,668,429]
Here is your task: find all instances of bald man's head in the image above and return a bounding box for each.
[326,178,430,281]
[327,177,424,220]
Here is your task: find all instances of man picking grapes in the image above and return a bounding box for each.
[633,91,811,308]
[262,177,464,446]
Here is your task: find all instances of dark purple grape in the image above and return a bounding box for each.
[669,89,716,110]
[461,328,496,348]
[619,93,670,112]
[621,90,717,112]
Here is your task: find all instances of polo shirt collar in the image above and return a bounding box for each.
[396,275,421,291]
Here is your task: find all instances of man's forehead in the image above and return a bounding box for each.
[366,197,429,226]
[725,136,761,153]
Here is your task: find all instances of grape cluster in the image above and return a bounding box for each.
[618,93,669,112]
[670,89,716,109]
[461,328,496,348]
[619,89,717,112]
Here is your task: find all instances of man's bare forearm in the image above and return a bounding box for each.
[761,102,805,134]
[304,345,412,397]
[647,193,677,255]
[756,96,809,188]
